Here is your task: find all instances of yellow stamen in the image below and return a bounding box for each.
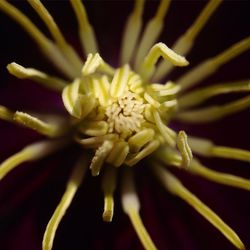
[125,140,160,166]
[177,36,250,91]
[153,110,176,147]
[70,0,98,55]
[175,96,250,123]
[178,80,250,109]
[139,42,189,80]
[62,79,96,119]
[128,128,155,153]
[153,0,222,81]
[79,121,108,137]
[82,53,102,76]
[42,156,87,250]
[102,167,117,222]
[120,0,145,64]
[76,134,118,149]
[134,0,170,70]
[90,140,114,176]
[27,0,82,72]
[0,105,14,122]
[188,136,250,163]
[110,64,130,98]
[177,131,193,168]
[189,160,250,192]
[121,169,157,250]
[14,111,65,138]
[106,141,129,167]
[155,147,182,167]
[0,0,78,79]
[154,165,245,250]
[7,62,67,91]
[0,140,63,180]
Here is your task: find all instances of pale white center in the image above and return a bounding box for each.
[105,91,145,135]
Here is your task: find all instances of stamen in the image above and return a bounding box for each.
[102,167,117,222]
[135,0,170,70]
[14,111,65,137]
[177,131,193,168]
[27,0,82,72]
[125,140,160,166]
[188,136,250,163]
[144,93,161,108]
[121,169,157,250]
[154,147,182,167]
[110,64,130,98]
[150,81,181,96]
[0,140,63,180]
[106,141,129,167]
[120,0,145,64]
[82,53,102,76]
[90,140,113,176]
[153,0,222,81]
[0,105,14,122]
[175,96,250,123]
[69,0,98,55]
[79,121,108,137]
[154,165,245,250]
[189,160,250,192]
[178,80,250,109]
[0,0,78,79]
[62,79,96,119]
[177,36,250,91]
[153,110,176,147]
[42,155,87,250]
[76,134,118,149]
[7,62,67,91]
[139,42,189,80]
[128,128,155,153]
[92,76,110,107]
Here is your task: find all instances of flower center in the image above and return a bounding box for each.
[105,91,145,136]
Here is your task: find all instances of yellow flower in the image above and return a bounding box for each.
[0,1,250,250]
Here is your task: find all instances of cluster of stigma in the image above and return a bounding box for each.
[0,1,250,250]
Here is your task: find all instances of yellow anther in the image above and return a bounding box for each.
[139,42,189,80]
[102,167,117,222]
[14,111,65,137]
[106,141,129,167]
[79,121,108,137]
[7,62,67,91]
[177,131,193,168]
[90,140,114,176]
[128,129,155,153]
[110,64,130,98]
[82,53,103,76]
[126,140,160,166]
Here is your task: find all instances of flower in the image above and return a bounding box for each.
[0,0,250,250]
